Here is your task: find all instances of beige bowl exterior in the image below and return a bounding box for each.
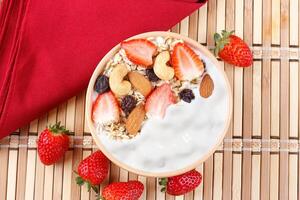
[86,31,232,177]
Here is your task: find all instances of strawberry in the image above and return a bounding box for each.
[92,91,120,124]
[121,39,157,67]
[100,181,144,200]
[37,122,69,165]
[76,150,109,193]
[214,30,253,67]
[159,170,202,196]
[145,83,177,118]
[171,42,204,81]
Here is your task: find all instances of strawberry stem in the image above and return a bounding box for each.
[76,175,100,194]
[76,176,85,186]
[213,30,235,56]
[158,178,168,193]
[87,182,92,192]
[48,121,69,134]
[91,185,99,194]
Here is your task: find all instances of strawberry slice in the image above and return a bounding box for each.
[121,39,157,67]
[92,91,120,124]
[145,84,177,118]
[171,43,204,80]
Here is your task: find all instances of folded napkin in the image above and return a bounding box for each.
[0,0,207,138]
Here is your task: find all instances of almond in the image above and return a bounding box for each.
[126,104,146,135]
[199,74,214,98]
[128,72,152,96]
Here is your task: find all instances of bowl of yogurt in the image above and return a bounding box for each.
[86,31,232,177]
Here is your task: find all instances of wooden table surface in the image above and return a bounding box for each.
[1,0,300,199]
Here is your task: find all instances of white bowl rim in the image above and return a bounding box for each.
[86,31,233,177]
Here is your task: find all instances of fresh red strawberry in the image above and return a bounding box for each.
[76,150,109,193]
[214,30,253,67]
[159,170,202,196]
[100,181,144,200]
[171,42,204,81]
[121,39,157,67]
[92,91,120,124]
[145,83,177,118]
[37,122,69,165]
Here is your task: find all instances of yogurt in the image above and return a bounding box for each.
[96,51,230,173]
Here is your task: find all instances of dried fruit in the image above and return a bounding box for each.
[199,74,214,98]
[146,69,160,82]
[94,75,109,94]
[128,71,152,97]
[179,89,195,103]
[121,95,137,115]
[126,104,146,135]
[109,64,131,96]
[153,51,174,81]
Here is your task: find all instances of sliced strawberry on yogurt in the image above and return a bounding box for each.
[145,83,177,119]
[92,91,120,124]
[171,43,204,81]
[121,39,157,67]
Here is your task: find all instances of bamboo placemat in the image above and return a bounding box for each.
[1,0,300,199]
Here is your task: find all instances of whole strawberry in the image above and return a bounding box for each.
[214,30,253,67]
[76,150,109,193]
[37,122,69,165]
[100,181,144,200]
[159,170,202,196]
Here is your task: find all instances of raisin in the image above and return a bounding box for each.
[146,69,160,82]
[179,89,195,103]
[94,75,109,94]
[121,95,137,115]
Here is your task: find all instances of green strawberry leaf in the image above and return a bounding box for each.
[213,30,234,56]
[48,121,70,134]
[159,178,168,193]
[86,182,92,192]
[213,33,221,42]
[158,178,167,186]
[76,176,84,186]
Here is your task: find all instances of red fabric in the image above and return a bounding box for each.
[0,0,207,138]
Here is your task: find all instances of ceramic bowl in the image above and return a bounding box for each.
[86,31,232,177]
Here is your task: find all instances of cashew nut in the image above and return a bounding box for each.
[109,64,131,96]
[153,51,174,81]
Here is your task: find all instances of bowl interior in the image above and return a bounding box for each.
[86,31,232,177]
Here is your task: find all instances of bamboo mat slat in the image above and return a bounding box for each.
[270,154,279,200]
[251,155,260,200]
[1,0,300,199]
[242,0,253,199]
[203,1,216,200]
[261,1,272,200]
[222,0,234,200]
[280,1,290,199]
